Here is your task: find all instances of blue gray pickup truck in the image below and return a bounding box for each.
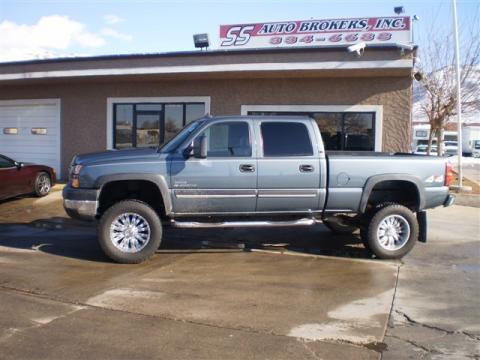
[63,116,455,263]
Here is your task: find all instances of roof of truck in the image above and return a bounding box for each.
[200,115,313,123]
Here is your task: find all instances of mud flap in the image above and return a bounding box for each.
[417,211,427,243]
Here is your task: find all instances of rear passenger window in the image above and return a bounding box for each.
[261,122,313,157]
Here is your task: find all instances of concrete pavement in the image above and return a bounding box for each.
[0,191,478,359]
[383,205,480,359]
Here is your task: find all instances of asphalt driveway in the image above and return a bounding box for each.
[0,188,478,359]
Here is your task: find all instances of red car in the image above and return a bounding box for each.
[0,154,56,201]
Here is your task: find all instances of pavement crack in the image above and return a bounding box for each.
[386,334,443,356]
[384,264,401,338]
[395,310,480,341]
[298,340,322,360]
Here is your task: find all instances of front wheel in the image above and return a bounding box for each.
[34,172,51,197]
[98,200,162,264]
[365,204,418,259]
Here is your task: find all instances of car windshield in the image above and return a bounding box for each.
[159,119,205,153]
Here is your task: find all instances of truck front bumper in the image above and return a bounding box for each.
[63,185,100,221]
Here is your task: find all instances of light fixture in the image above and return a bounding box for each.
[193,33,210,50]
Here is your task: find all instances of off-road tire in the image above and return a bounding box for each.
[34,172,51,197]
[366,204,418,259]
[98,200,162,264]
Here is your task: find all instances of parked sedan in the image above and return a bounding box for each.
[0,154,56,201]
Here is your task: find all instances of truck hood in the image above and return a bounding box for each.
[74,148,161,166]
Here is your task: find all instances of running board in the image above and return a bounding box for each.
[170,218,321,229]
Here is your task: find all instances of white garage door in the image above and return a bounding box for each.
[0,99,61,178]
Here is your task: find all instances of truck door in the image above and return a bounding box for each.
[170,120,257,214]
[255,120,322,212]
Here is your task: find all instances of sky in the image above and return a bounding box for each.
[0,0,478,63]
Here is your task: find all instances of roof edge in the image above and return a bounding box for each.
[0,43,417,67]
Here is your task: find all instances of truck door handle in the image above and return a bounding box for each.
[299,164,314,173]
[239,164,255,172]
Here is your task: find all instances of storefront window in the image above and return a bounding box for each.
[343,113,374,151]
[249,110,375,151]
[186,104,206,124]
[113,102,206,149]
[114,104,133,149]
[314,113,343,150]
[165,104,184,143]
[136,113,160,147]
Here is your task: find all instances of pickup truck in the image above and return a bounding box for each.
[63,116,455,264]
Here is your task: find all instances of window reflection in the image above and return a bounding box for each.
[165,104,184,143]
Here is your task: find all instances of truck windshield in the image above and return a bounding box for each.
[159,120,204,153]
[474,140,480,149]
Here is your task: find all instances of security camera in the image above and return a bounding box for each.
[347,42,366,57]
[396,42,414,51]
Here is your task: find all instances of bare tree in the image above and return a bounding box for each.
[415,6,480,156]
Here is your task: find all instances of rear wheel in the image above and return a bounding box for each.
[34,172,51,197]
[98,200,162,264]
[365,204,418,259]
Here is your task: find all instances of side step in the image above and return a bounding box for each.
[170,218,321,229]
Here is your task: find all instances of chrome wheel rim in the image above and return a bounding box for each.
[38,174,51,195]
[376,215,410,251]
[109,213,151,253]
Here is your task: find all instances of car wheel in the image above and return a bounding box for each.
[98,200,162,264]
[366,204,418,259]
[34,172,51,197]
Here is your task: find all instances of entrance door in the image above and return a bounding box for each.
[171,120,257,214]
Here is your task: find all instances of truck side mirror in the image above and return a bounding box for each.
[193,135,208,159]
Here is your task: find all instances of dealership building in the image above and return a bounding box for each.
[0,16,415,178]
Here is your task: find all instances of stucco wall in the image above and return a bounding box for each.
[0,75,412,176]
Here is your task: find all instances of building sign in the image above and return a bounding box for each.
[220,16,411,49]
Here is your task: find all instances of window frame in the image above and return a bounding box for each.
[241,105,382,151]
[249,111,376,152]
[108,97,210,150]
[112,102,206,149]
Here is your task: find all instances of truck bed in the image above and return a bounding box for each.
[325,152,449,212]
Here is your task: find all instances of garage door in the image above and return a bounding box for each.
[0,99,61,178]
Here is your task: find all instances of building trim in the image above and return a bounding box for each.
[106,96,211,149]
[0,60,413,81]
[0,98,62,177]
[241,104,383,151]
